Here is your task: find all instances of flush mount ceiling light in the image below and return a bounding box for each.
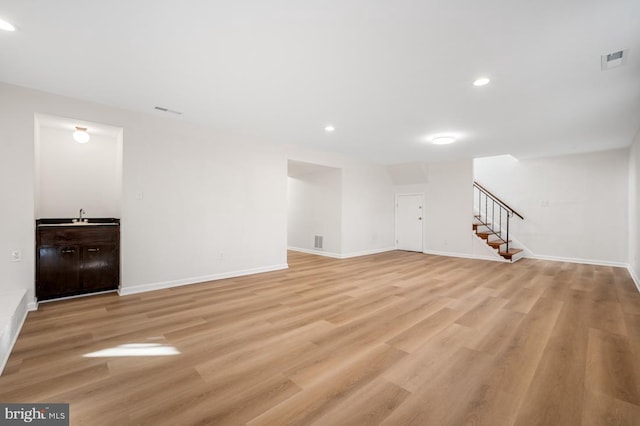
[0,18,15,32]
[324,125,335,132]
[473,77,491,87]
[431,136,456,145]
[73,126,90,143]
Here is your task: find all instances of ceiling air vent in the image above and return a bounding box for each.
[154,106,183,115]
[601,49,627,71]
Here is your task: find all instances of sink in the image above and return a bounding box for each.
[37,222,119,227]
[36,218,120,228]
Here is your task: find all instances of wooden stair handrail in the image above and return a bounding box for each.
[473,181,524,220]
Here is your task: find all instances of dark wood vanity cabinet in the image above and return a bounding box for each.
[36,222,120,300]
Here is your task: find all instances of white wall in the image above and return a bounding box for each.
[0,82,288,304]
[0,86,37,305]
[629,130,640,286]
[286,146,396,257]
[424,160,474,256]
[0,289,27,374]
[37,127,121,219]
[287,167,342,255]
[475,150,629,264]
[341,164,395,256]
[393,160,474,257]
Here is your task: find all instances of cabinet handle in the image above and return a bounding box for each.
[88,248,100,252]
[61,249,75,253]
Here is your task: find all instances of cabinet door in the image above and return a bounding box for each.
[81,244,119,291]
[37,246,80,300]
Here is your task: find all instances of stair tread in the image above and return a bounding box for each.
[476,231,496,236]
[488,240,510,248]
[499,248,523,255]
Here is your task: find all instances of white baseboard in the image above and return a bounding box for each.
[288,246,396,259]
[287,247,342,259]
[37,290,118,305]
[0,291,28,376]
[0,309,28,376]
[423,249,507,262]
[628,265,640,293]
[473,254,511,262]
[341,247,396,259]
[27,301,38,311]
[527,254,628,268]
[118,263,289,296]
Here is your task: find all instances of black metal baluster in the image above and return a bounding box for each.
[506,212,510,254]
[485,193,488,224]
[492,200,495,238]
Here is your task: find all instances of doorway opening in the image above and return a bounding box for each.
[287,160,342,261]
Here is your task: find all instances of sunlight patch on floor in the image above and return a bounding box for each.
[83,343,180,357]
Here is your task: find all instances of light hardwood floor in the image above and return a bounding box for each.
[1,251,640,425]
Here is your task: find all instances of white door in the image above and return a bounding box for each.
[396,194,423,252]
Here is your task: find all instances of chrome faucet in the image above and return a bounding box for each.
[79,208,86,222]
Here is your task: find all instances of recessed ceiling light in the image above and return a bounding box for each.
[0,18,15,32]
[432,136,456,145]
[324,125,335,132]
[473,77,490,87]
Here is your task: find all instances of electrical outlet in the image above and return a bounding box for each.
[11,251,22,262]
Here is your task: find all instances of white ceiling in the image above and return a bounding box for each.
[1,1,639,164]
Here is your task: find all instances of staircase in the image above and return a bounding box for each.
[473,181,524,262]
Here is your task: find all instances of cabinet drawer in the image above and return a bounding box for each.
[38,226,119,246]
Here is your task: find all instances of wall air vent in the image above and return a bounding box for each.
[314,235,323,249]
[601,49,627,71]
[154,106,183,115]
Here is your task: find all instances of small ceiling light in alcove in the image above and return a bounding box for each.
[473,77,491,87]
[73,127,90,143]
[431,136,457,145]
[0,18,15,31]
[324,125,335,133]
